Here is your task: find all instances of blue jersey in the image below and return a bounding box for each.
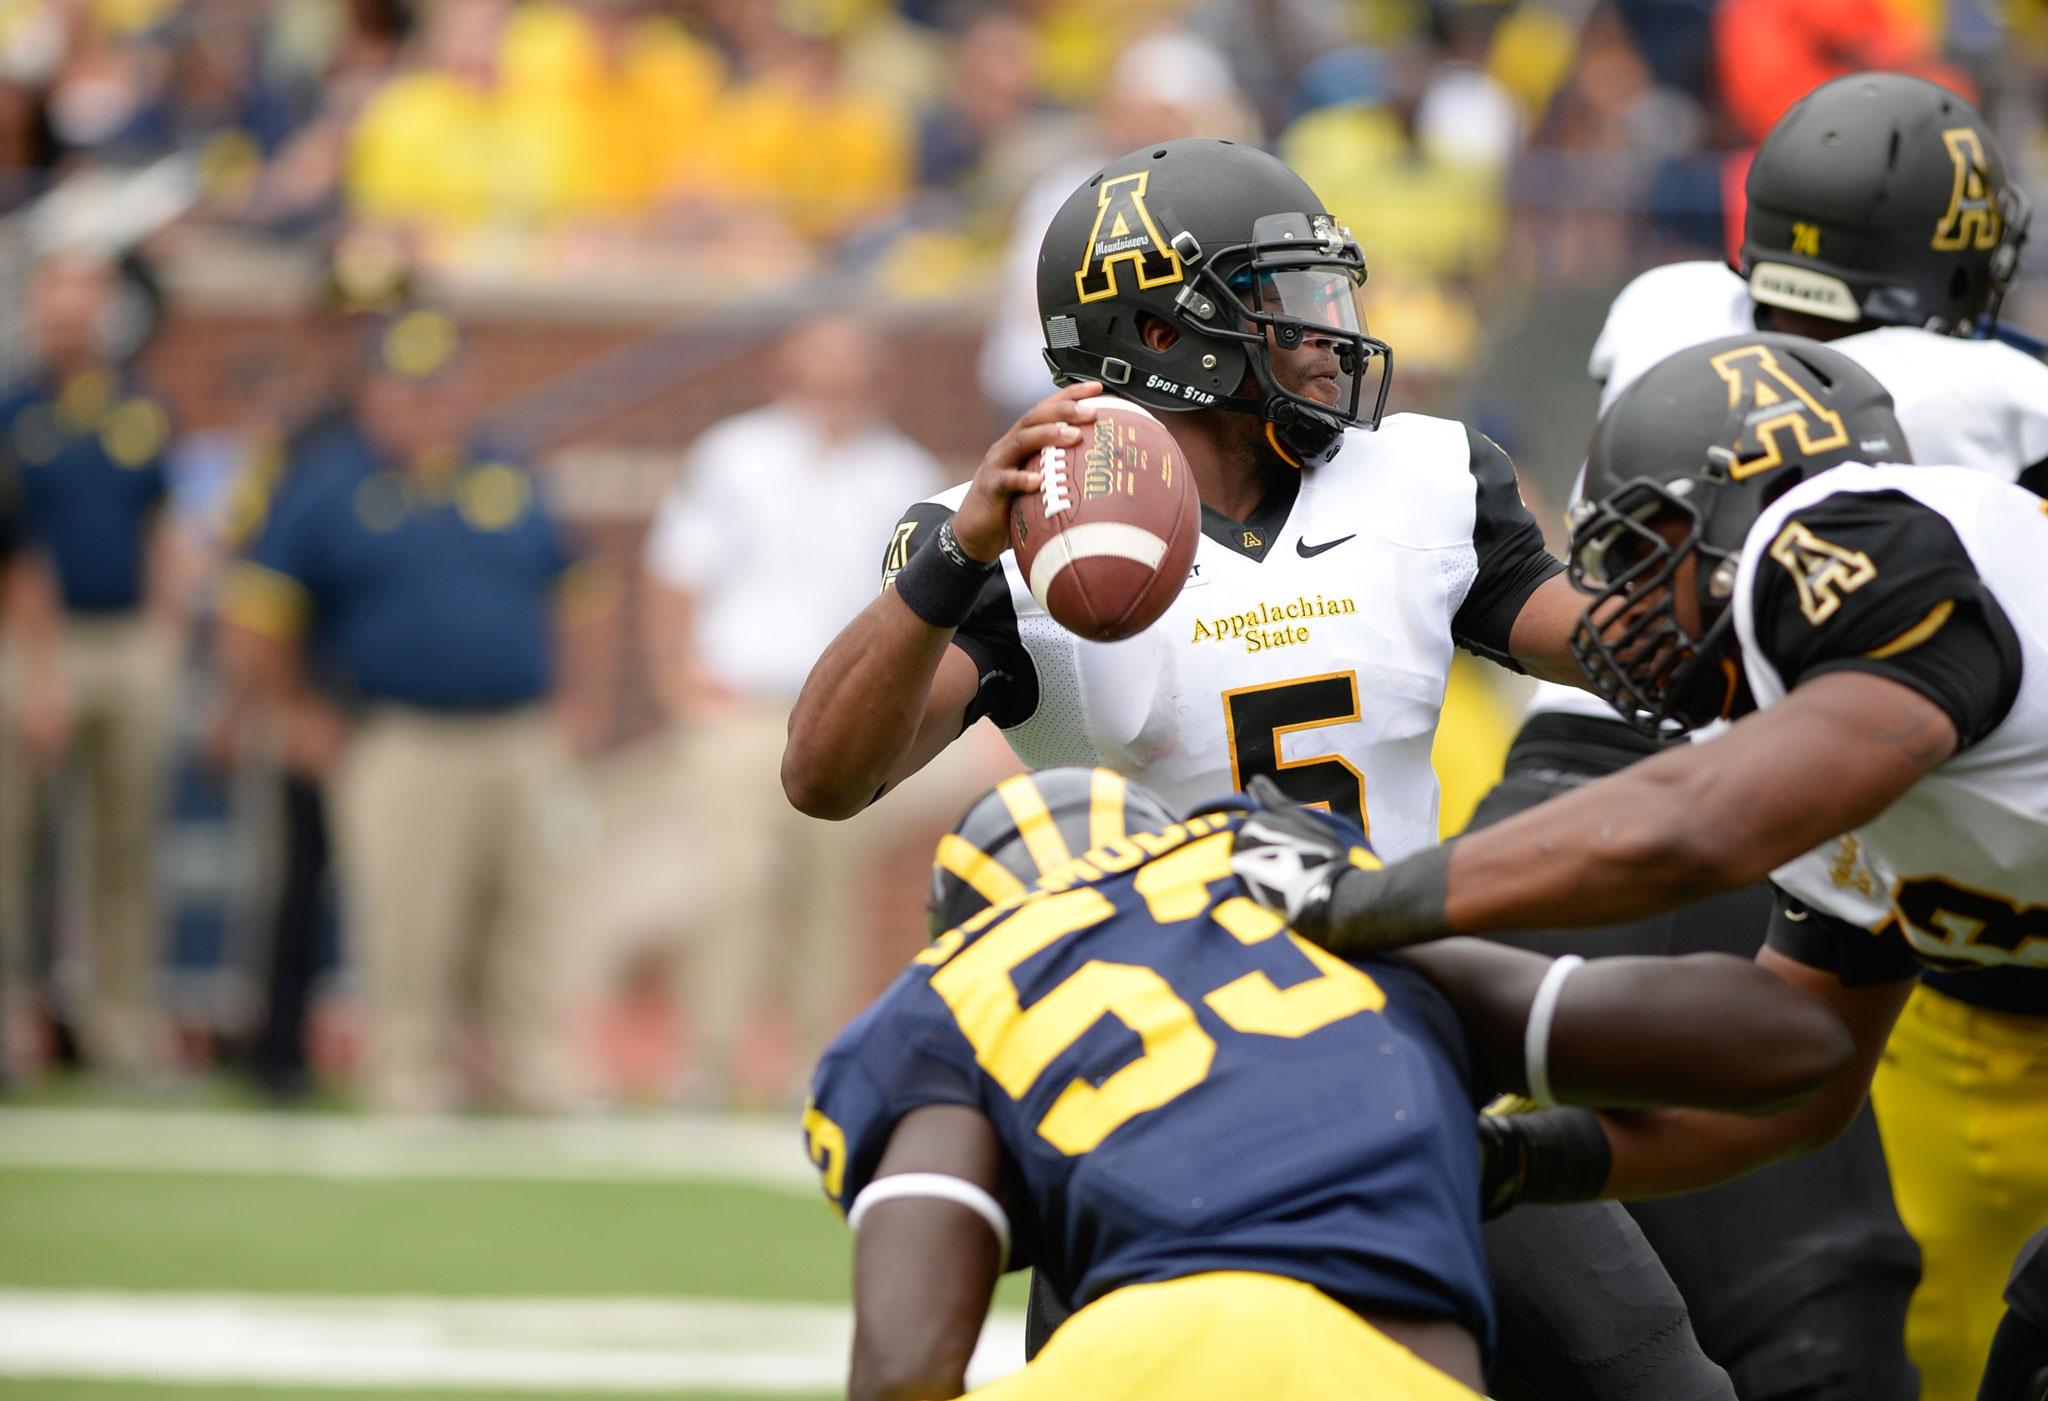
[805,809,1495,1353]
[1,369,171,612]
[236,424,577,710]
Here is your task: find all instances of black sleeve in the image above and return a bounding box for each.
[0,456,20,563]
[1748,489,2023,749]
[1451,427,1565,670]
[1763,887,1923,986]
[881,500,1038,730]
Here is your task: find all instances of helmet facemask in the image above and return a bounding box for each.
[1566,476,1744,739]
[1178,212,1392,466]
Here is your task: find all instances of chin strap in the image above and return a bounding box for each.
[1264,400,1346,468]
[1264,421,1304,469]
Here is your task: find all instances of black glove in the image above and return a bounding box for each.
[1228,775,1352,932]
[1477,1100,1614,1219]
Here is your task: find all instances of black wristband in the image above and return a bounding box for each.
[1477,1105,1613,1218]
[893,532,996,629]
[935,518,998,572]
[1302,842,1454,952]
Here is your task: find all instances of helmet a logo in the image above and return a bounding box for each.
[1075,172,1184,304]
[1767,520,1877,625]
[1790,222,1821,257]
[1707,345,1850,479]
[1932,128,2002,253]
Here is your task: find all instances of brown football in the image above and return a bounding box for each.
[1008,396,1199,642]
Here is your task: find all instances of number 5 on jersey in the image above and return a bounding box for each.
[1223,671,1368,828]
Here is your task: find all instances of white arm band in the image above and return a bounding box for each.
[848,1172,1011,1267]
[1523,954,1586,1108]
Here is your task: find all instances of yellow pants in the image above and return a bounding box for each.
[1873,983,2048,1401]
[970,1272,1483,1400]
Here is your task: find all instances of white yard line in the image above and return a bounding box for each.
[0,1108,817,1189]
[0,1291,1027,1392]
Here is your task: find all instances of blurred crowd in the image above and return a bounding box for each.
[0,0,2042,1113]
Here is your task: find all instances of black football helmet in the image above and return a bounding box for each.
[1036,139,1392,468]
[928,767,1178,937]
[1566,333,1909,736]
[1740,72,2030,334]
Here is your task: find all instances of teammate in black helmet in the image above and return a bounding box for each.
[1739,72,2029,337]
[1564,334,1907,735]
[1485,69,2046,1401]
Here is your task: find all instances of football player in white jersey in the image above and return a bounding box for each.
[1236,333,2048,1401]
[1485,72,2042,1401]
[785,139,1734,1399]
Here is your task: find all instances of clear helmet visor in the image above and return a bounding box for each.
[1229,261,1377,418]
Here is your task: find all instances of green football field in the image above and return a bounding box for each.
[0,1098,1028,1401]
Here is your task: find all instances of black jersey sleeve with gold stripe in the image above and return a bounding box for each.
[881,499,1038,729]
[1452,427,1564,670]
[1749,489,2022,749]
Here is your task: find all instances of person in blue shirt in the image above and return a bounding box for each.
[218,306,609,1113]
[806,767,1857,1400]
[0,247,189,1077]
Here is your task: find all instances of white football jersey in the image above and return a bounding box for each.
[1528,258,2048,726]
[1734,464,2048,975]
[888,415,1559,861]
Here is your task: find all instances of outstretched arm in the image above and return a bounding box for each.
[782,384,1098,819]
[848,1105,1008,1401]
[1238,671,1956,956]
[1400,938,1854,1116]
[1441,671,1955,936]
[1593,949,1914,1197]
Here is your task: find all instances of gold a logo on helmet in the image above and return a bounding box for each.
[1075,171,1184,304]
[1932,128,2002,253]
[1707,345,1850,480]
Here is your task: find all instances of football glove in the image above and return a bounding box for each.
[1229,775,1349,931]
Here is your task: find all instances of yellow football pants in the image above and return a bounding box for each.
[969,1271,1484,1400]
[1872,983,2048,1401]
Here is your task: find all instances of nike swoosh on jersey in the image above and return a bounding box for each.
[1295,534,1357,559]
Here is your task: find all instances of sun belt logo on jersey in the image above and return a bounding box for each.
[1767,520,1877,625]
[1075,171,1184,304]
[1708,344,1851,479]
[1932,128,2002,253]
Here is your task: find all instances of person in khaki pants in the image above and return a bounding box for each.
[219,309,609,1114]
[0,447,67,1082]
[0,250,189,1077]
[640,313,948,1106]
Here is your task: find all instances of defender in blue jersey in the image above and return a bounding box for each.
[804,768,1856,1400]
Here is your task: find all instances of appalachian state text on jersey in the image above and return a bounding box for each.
[882,415,1560,860]
[803,809,1495,1353]
[1730,464,2048,1012]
